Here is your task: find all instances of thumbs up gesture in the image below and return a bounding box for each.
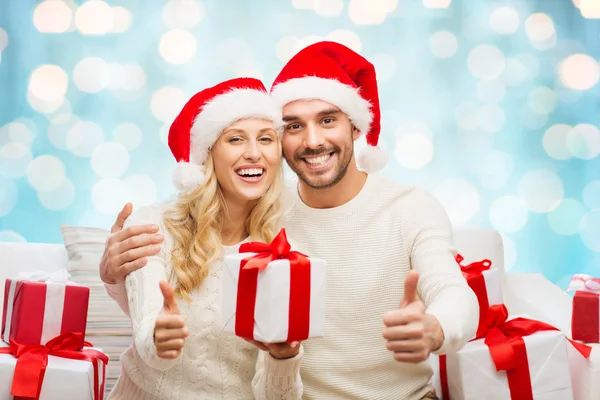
[382,271,444,363]
[154,281,189,359]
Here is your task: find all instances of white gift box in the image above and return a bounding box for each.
[222,252,326,343]
[568,342,600,400]
[442,330,573,400]
[0,342,106,400]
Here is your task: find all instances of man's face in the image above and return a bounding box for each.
[281,99,359,189]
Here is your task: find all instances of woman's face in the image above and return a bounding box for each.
[210,118,281,205]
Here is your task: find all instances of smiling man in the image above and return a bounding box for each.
[101,42,478,399]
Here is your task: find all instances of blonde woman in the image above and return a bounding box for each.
[106,78,303,399]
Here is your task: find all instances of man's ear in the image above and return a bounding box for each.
[351,125,361,140]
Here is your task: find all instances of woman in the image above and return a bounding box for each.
[106,78,303,399]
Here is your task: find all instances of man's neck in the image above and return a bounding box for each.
[298,165,368,209]
[221,197,255,245]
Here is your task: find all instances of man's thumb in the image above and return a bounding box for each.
[400,270,419,308]
[160,281,179,314]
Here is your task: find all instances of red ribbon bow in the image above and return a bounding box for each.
[440,305,591,400]
[236,228,312,341]
[456,254,494,338]
[0,332,108,399]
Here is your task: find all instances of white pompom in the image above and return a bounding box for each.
[172,161,206,193]
[357,146,388,173]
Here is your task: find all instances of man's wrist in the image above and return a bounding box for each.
[425,313,445,352]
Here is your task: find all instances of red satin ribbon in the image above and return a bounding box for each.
[235,228,312,341]
[0,333,108,400]
[439,304,591,399]
[456,254,493,337]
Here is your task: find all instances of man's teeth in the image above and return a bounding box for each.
[305,154,331,165]
[237,168,264,176]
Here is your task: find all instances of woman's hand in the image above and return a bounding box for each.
[154,281,189,359]
[247,339,301,359]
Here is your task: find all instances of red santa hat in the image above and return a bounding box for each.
[270,41,387,173]
[169,77,282,192]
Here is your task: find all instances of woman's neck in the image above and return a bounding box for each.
[221,196,256,245]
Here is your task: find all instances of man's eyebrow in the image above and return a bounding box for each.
[316,108,342,117]
[282,108,342,122]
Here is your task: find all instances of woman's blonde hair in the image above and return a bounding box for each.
[163,145,284,301]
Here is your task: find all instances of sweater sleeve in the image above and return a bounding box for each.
[403,188,479,355]
[104,281,129,317]
[123,205,181,371]
[252,346,304,399]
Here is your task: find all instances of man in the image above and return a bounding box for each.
[102,42,478,399]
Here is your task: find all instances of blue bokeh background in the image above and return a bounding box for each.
[0,0,599,289]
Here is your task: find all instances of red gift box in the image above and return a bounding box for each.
[572,290,600,343]
[1,271,90,350]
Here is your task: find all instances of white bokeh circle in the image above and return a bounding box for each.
[434,179,481,226]
[429,31,458,59]
[67,121,105,157]
[0,142,33,179]
[326,29,362,53]
[38,177,75,211]
[75,0,114,35]
[528,86,557,115]
[113,123,143,150]
[394,133,434,169]
[559,54,600,91]
[29,64,68,102]
[91,142,130,178]
[162,0,205,29]
[517,169,564,213]
[468,44,506,81]
[33,0,73,33]
[547,198,587,235]
[543,124,572,160]
[73,57,111,93]
[151,86,187,123]
[316,0,344,16]
[490,6,520,35]
[489,195,529,233]
[48,114,80,150]
[477,105,505,133]
[159,29,197,64]
[566,124,600,160]
[26,155,66,192]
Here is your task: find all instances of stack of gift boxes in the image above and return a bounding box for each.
[430,255,596,400]
[0,270,108,400]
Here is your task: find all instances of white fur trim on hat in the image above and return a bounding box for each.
[189,88,282,165]
[357,145,388,173]
[270,76,373,135]
[173,161,206,193]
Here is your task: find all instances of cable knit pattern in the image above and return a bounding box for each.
[280,174,479,400]
[106,204,303,400]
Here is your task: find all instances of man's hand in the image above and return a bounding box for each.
[154,281,188,359]
[99,203,164,284]
[382,270,444,363]
[245,339,301,360]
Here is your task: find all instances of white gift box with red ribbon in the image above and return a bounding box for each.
[221,229,326,343]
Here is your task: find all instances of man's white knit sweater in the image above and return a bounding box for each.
[107,173,479,399]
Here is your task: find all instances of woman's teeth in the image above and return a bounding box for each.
[237,168,264,177]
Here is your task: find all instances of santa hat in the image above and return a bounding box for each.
[169,77,282,192]
[270,41,388,173]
